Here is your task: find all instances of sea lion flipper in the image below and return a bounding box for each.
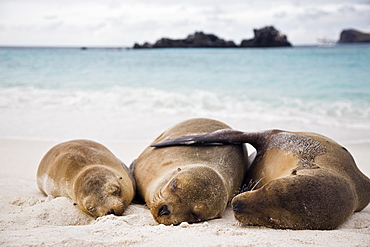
[151,129,252,147]
[151,133,217,147]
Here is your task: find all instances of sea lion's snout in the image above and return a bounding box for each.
[107,209,115,215]
[232,200,245,215]
[158,204,171,216]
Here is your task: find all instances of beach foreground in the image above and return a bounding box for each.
[1,138,369,246]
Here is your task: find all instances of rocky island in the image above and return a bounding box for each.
[338,29,370,43]
[133,26,292,48]
[240,26,292,47]
[134,32,237,48]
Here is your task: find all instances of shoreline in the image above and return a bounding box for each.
[1,138,369,246]
[2,43,370,50]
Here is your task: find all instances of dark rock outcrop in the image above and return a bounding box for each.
[240,26,292,48]
[134,32,237,48]
[133,42,152,49]
[133,26,292,48]
[338,29,370,43]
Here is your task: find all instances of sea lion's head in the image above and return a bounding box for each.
[231,177,308,229]
[232,173,357,230]
[149,165,228,225]
[74,166,133,218]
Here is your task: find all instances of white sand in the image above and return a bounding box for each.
[1,138,369,246]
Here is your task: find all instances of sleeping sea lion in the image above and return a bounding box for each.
[131,118,247,225]
[37,139,135,218]
[152,129,370,229]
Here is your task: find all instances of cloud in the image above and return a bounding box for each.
[45,21,64,31]
[0,0,369,46]
[44,15,58,20]
[298,8,330,21]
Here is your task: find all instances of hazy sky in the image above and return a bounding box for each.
[0,0,369,47]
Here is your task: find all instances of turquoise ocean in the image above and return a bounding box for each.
[1,45,369,144]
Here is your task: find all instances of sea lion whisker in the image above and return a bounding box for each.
[250,177,264,191]
[152,190,164,203]
[152,195,159,203]
[241,178,263,192]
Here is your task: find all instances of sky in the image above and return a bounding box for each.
[0,0,369,47]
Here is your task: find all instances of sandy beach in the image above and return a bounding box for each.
[1,2,370,245]
[1,138,369,247]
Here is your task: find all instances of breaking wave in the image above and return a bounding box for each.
[1,86,369,130]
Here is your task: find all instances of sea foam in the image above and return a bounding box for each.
[0,86,369,143]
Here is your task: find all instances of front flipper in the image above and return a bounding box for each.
[151,134,224,147]
[151,129,251,148]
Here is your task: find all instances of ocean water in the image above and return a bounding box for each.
[1,45,370,144]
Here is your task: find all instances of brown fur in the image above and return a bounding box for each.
[232,130,370,229]
[37,140,135,217]
[152,129,370,229]
[132,118,247,225]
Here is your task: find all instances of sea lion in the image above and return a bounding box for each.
[152,129,370,230]
[37,139,136,218]
[131,118,247,225]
